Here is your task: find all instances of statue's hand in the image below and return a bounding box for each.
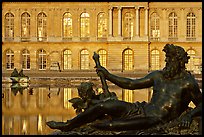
[96,66,109,77]
[179,113,192,128]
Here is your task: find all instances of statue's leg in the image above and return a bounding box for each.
[47,100,132,131]
[92,116,161,131]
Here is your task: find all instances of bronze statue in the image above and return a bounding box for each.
[46,44,202,132]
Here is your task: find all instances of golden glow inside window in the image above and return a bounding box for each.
[151,49,160,70]
[63,49,72,70]
[22,49,30,70]
[80,13,90,37]
[21,12,30,39]
[186,12,196,39]
[123,49,133,70]
[150,12,160,40]
[122,89,134,102]
[5,12,14,40]
[80,49,89,70]
[38,49,46,70]
[98,49,107,68]
[37,12,47,41]
[97,12,107,38]
[186,49,196,71]
[123,12,133,39]
[63,12,72,38]
[63,88,72,109]
[168,12,178,39]
[6,49,14,70]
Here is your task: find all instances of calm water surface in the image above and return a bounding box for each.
[2,81,152,135]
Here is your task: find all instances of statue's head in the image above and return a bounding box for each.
[77,82,95,100]
[162,44,190,78]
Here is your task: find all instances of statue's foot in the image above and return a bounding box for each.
[46,121,69,131]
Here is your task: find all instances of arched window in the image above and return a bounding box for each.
[21,12,30,41]
[5,12,14,40]
[168,12,178,41]
[150,12,160,41]
[122,48,133,71]
[123,12,134,40]
[186,12,196,41]
[38,49,46,70]
[186,49,196,71]
[98,49,107,68]
[150,49,160,70]
[37,12,47,41]
[80,13,90,38]
[80,49,89,70]
[63,49,72,70]
[6,49,14,70]
[22,49,30,70]
[122,89,134,103]
[97,12,107,38]
[63,12,72,39]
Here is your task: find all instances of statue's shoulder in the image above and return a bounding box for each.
[146,70,163,79]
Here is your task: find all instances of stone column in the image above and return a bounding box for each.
[108,7,113,37]
[118,6,122,37]
[144,7,149,37]
[135,7,140,37]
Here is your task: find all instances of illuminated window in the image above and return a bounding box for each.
[63,49,72,70]
[122,89,134,102]
[37,114,43,134]
[168,12,178,41]
[150,12,160,41]
[6,49,14,70]
[38,49,46,70]
[98,49,107,68]
[186,49,196,71]
[22,49,30,70]
[123,12,133,40]
[97,12,107,38]
[80,49,89,70]
[5,12,14,41]
[37,12,47,41]
[21,12,30,41]
[186,12,196,41]
[122,49,133,71]
[150,49,160,70]
[80,13,90,38]
[63,88,72,109]
[63,12,72,39]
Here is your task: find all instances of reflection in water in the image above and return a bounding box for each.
[2,82,151,135]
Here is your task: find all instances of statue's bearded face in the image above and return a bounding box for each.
[163,54,180,79]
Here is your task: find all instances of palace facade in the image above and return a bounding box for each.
[2,2,202,77]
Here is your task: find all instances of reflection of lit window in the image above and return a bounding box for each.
[151,49,160,70]
[186,49,196,71]
[186,12,196,40]
[63,88,72,109]
[38,49,46,70]
[5,12,14,40]
[37,88,46,108]
[21,118,28,135]
[98,49,107,68]
[21,12,30,40]
[97,12,107,38]
[38,114,43,134]
[21,88,29,108]
[168,12,178,40]
[123,12,133,39]
[22,49,30,70]
[122,89,134,102]
[4,117,14,135]
[63,12,72,38]
[150,12,160,41]
[80,49,89,70]
[5,49,14,70]
[5,88,13,108]
[63,49,72,70]
[37,12,47,41]
[80,13,90,37]
[122,49,133,70]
